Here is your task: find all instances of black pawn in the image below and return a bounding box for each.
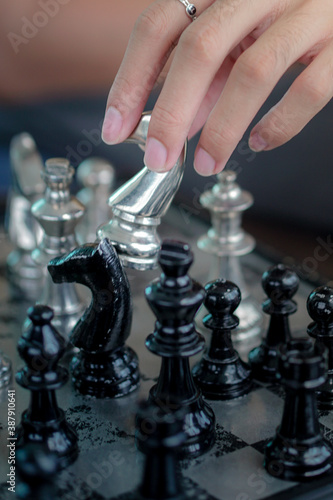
[248,264,299,382]
[145,240,215,458]
[265,339,333,481]
[192,279,252,399]
[16,305,78,469]
[16,444,58,500]
[48,238,139,398]
[135,402,186,500]
[307,286,333,409]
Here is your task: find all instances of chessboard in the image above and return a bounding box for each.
[1,208,333,500]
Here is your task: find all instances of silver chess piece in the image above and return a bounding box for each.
[6,133,45,298]
[76,157,115,244]
[97,112,187,270]
[197,170,263,342]
[30,158,87,345]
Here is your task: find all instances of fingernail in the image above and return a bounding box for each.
[194,148,216,176]
[144,138,168,172]
[102,106,123,144]
[249,132,268,152]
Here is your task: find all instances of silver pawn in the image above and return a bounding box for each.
[197,170,263,342]
[30,158,86,345]
[6,133,45,298]
[98,112,186,270]
[76,157,115,244]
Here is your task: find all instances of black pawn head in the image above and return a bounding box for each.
[307,286,333,336]
[18,305,66,373]
[159,240,193,284]
[262,264,299,313]
[203,279,241,330]
[279,339,327,390]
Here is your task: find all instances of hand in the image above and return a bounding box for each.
[102,0,333,176]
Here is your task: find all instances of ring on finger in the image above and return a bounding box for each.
[177,0,197,21]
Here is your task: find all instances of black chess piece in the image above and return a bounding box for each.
[192,279,252,399]
[16,305,78,469]
[144,240,215,459]
[134,402,186,500]
[307,285,333,409]
[264,339,333,481]
[248,264,299,383]
[48,238,140,398]
[16,444,58,500]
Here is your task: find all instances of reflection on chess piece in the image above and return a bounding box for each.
[76,157,115,244]
[0,349,12,388]
[30,158,86,345]
[16,305,78,469]
[16,444,58,500]
[197,171,262,342]
[98,112,187,270]
[248,264,299,383]
[6,133,44,299]
[135,402,186,500]
[265,339,332,481]
[307,286,333,409]
[193,279,252,399]
[144,240,215,458]
[48,238,140,398]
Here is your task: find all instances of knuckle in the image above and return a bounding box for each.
[111,75,138,112]
[181,22,220,65]
[265,119,292,142]
[298,75,331,104]
[134,5,169,41]
[204,122,238,153]
[236,49,278,88]
[152,104,184,131]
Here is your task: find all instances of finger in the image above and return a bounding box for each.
[143,0,281,172]
[193,6,331,175]
[188,57,234,138]
[249,42,333,151]
[102,0,213,145]
[188,35,256,137]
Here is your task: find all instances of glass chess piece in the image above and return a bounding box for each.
[197,170,263,343]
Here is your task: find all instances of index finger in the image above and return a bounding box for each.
[101,0,214,145]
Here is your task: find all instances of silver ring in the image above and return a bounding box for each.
[177,0,197,20]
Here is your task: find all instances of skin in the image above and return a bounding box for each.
[0,0,151,103]
[102,0,333,176]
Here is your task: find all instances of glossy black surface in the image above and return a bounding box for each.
[248,264,299,383]
[135,402,186,500]
[16,305,78,470]
[307,286,333,409]
[264,339,333,482]
[48,238,140,398]
[144,240,215,458]
[16,444,58,500]
[193,279,252,400]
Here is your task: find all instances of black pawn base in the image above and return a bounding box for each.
[70,346,140,398]
[265,433,333,482]
[148,386,215,459]
[193,356,252,400]
[248,343,278,383]
[16,407,78,470]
